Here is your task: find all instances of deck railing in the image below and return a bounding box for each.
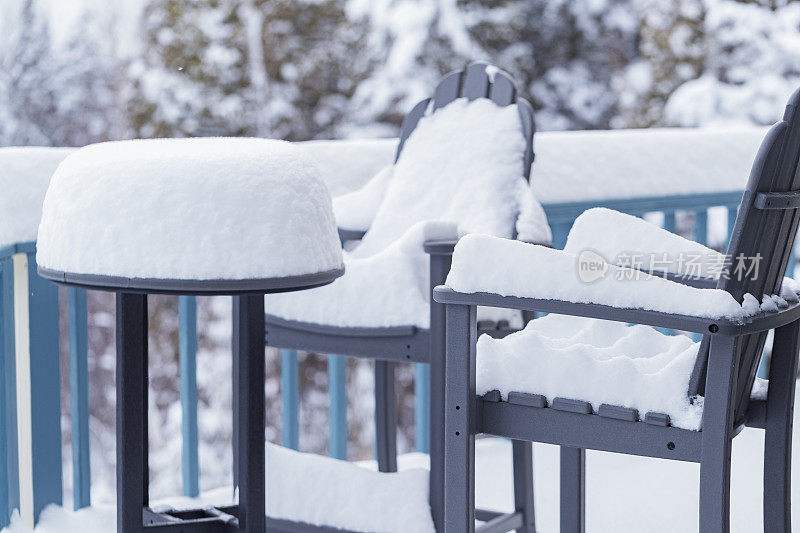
[2,190,795,528]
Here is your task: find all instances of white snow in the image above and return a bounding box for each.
[264,443,434,532]
[0,147,75,249]
[12,415,800,533]
[564,208,721,279]
[268,97,547,328]
[353,97,546,257]
[531,127,768,204]
[751,377,769,401]
[36,138,343,280]
[334,165,394,231]
[477,314,704,429]
[297,138,397,197]
[2,443,433,533]
[446,234,755,321]
[563,208,800,300]
[268,221,459,328]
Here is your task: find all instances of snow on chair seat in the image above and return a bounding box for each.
[36,138,344,284]
[267,93,550,329]
[264,443,434,533]
[475,314,705,429]
[0,147,75,250]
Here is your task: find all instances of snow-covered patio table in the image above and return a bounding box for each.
[35,138,345,533]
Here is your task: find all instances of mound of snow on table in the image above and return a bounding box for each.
[0,147,75,249]
[36,138,343,280]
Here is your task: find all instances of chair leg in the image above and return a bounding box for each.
[699,335,737,533]
[444,304,477,532]
[764,320,800,533]
[559,446,585,533]
[512,440,535,533]
[699,441,733,533]
[374,360,398,473]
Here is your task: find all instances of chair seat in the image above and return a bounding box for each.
[267,221,523,329]
[264,443,435,533]
[477,314,705,430]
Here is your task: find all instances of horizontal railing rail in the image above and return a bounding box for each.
[5,189,799,528]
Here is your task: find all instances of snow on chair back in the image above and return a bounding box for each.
[689,88,800,421]
[394,62,535,181]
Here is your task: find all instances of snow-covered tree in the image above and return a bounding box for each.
[665,0,800,126]
[0,0,58,145]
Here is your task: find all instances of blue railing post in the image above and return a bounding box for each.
[281,350,299,450]
[15,248,62,526]
[663,210,676,233]
[414,363,430,453]
[68,287,90,509]
[694,209,708,247]
[550,221,571,250]
[328,355,347,459]
[0,255,10,529]
[728,206,738,244]
[1,252,18,526]
[179,296,199,497]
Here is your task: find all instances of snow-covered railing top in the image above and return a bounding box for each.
[0,147,75,250]
[342,126,768,205]
[297,138,396,197]
[531,127,768,204]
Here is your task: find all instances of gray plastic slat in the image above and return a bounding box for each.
[482,390,501,402]
[552,398,593,415]
[507,391,546,408]
[517,98,535,180]
[432,70,463,110]
[463,62,490,100]
[476,511,524,533]
[481,401,701,462]
[755,191,800,210]
[645,412,671,426]
[489,73,516,106]
[598,404,639,422]
[395,97,431,161]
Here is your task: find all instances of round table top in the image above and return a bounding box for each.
[35,138,344,283]
[38,265,345,295]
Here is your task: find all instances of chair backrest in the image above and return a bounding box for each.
[688,88,800,422]
[394,62,536,181]
[351,62,539,258]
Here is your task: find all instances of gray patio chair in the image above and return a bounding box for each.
[436,87,800,532]
[264,61,539,532]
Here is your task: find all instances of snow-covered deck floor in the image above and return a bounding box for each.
[7,385,800,533]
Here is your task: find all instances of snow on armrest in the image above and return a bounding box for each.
[563,208,718,279]
[445,234,756,320]
[333,165,393,232]
[564,207,800,303]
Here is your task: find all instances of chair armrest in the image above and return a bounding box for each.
[424,239,457,256]
[440,234,797,335]
[433,286,800,336]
